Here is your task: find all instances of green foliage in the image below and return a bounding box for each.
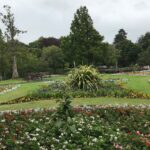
[138,32,150,50]
[67,66,101,91]
[0,106,149,149]
[41,46,65,73]
[114,29,141,66]
[138,32,150,65]
[51,94,77,134]
[138,48,150,65]
[29,37,60,49]
[61,6,103,66]
[114,29,127,45]
[0,5,26,79]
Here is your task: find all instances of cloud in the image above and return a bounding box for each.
[0,0,150,44]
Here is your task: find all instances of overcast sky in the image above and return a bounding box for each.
[0,0,150,44]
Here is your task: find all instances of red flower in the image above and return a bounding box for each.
[132,138,136,141]
[128,132,132,135]
[146,141,150,147]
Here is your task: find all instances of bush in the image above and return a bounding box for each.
[67,65,101,91]
[0,106,149,149]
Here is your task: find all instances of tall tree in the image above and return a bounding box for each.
[114,29,127,45]
[138,32,150,50]
[29,37,60,49]
[41,46,64,73]
[61,6,103,66]
[0,5,26,78]
[0,29,5,80]
[138,32,150,65]
[114,29,140,66]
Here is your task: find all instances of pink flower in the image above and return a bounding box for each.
[136,131,140,135]
[145,134,150,137]
[114,144,123,149]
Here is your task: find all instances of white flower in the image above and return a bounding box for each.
[89,142,93,146]
[92,138,98,142]
[116,129,120,132]
[99,136,103,139]
[64,141,68,145]
[114,136,118,141]
[36,128,40,132]
[32,137,37,141]
[78,128,82,131]
[1,119,5,122]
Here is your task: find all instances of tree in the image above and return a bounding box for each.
[114,29,140,66]
[41,46,64,73]
[138,32,150,65]
[138,48,150,65]
[0,5,26,78]
[138,32,150,50]
[104,45,120,67]
[61,6,103,66]
[61,36,75,67]
[0,29,12,79]
[29,37,60,49]
[114,29,127,45]
[0,29,5,79]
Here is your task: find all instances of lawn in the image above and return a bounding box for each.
[0,81,47,103]
[102,74,150,94]
[0,76,64,102]
[0,78,25,85]
[44,74,150,94]
[0,97,150,111]
[0,74,150,111]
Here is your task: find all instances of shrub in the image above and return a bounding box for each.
[67,65,101,91]
[0,106,150,149]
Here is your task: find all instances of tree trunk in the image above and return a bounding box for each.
[115,61,118,72]
[73,61,76,68]
[0,74,2,81]
[12,55,19,78]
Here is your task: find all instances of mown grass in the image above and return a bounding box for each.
[0,76,66,102]
[0,78,25,85]
[102,74,150,94]
[0,97,149,111]
[44,74,150,94]
[0,74,149,111]
[0,82,47,103]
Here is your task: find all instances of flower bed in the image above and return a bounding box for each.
[0,84,21,95]
[0,105,149,149]
[1,80,150,106]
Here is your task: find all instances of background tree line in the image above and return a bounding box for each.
[0,5,150,80]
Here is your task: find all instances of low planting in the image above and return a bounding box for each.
[30,81,150,99]
[67,66,101,91]
[0,105,149,149]
[0,84,21,95]
[1,80,150,106]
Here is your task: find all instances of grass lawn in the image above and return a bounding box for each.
[102,74,150,94]
[0,74,149,111]
[0,78,26,85]
[0,97,149,111]
[0,81,47,103]
[45,74,150,94]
